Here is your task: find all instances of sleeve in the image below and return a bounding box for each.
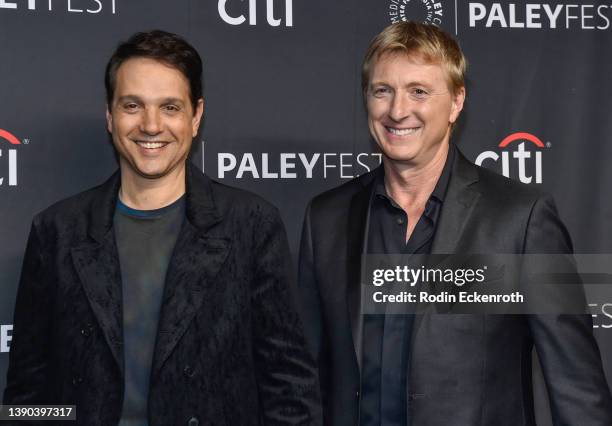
[250,203,323,426]
[524,194,612,425]
[297,202,324,360]
[3,219,54,406]
[296,202,331,412]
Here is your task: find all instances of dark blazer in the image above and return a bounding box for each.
[4,163,322,426]
[298,149,612,425]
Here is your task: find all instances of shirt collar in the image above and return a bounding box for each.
[116,194,186,219]
[374,143,456,204]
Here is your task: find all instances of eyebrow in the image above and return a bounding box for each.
[369,80,431,88]
[115,95,186,105]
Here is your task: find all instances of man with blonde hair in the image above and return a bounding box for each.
[298,21,612,425]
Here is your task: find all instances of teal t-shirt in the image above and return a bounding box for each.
[114,195,185,426]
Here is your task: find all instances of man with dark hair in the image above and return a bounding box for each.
[4,30,321,426]
[298,21,612,425]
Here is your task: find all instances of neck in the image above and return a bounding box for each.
[119,164,187,211]
[383,143,449,209]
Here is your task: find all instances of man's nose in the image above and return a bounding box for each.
[140,107,163,135]
[388,93,411,122]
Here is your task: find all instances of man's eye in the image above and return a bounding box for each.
[163,105,180,112]
[372,87,391,97]
[123,103,139,111]
[410,88,429,100]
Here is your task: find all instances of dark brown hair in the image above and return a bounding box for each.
[105,30,203,110]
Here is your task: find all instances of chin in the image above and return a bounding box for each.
[378,146,421,164]
[123,161,169,180]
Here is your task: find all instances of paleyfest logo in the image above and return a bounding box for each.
[0,0,117,14]
[475,132,547,184]
[591,303,612,329]
[202,142,383,180]
[388,0,445,25]
[1,324,12,353]
[0,128,21,187]
[468,2,612,30]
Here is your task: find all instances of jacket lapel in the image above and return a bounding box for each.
[72,232,124,374]
[151,223,230,376]
[71,172,124,374]
[346,171,378,370]
[411,151,481,329]
[151,163,229,376]
[431,151,481,255]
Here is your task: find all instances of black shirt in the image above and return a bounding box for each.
[360,145,455,426]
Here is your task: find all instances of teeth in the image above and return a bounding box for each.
[387,127,419,136]
[137,141,166,149]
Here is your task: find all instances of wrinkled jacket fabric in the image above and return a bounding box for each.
[4,164,322,426]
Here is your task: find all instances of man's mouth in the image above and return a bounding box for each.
[385,126,420,136]
[135,141,169,149]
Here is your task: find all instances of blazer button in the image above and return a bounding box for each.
[355,390,360,398]
[80,328,90,337]
[72,376,83,386]
[188,417,199,426]
[184,365,195,378]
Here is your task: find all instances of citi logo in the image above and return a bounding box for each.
[0,0,117,14]
[0,129,20,186]
[218,0,293,27]
[475,132,546,184]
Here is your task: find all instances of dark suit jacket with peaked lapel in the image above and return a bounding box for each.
[298,148,612,426]
[3,163,322,426]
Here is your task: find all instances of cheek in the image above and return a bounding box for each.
[422,103,449,124]
[168,119,194,140]
[113,115,138,134]
[367,102,387,124]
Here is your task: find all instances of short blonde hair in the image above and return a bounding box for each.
[362,22,467,96]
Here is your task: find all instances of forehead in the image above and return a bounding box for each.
[370,52,449,88]
[114,57,190,97]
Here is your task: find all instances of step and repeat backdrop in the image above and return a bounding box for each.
[1,1,612,422]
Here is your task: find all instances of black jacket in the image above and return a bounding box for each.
[4,163,322,426]
[298,149,612,425]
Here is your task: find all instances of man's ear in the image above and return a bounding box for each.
[106,104,113,133]
[449,87,466,124]
[192,98,205,137]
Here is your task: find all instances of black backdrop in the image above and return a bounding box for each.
[2,1,612,423]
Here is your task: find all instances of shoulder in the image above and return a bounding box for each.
[308,168,378,213]
[32,174,116,232]
[451,153,571,252]
[466,159,569,247]
[202,179,288,244]
[186,162,279,219]
[465,156,549,210]
[208,178,281,219]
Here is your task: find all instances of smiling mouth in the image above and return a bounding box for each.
[135,140,170,149]
[386,126,421,136]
